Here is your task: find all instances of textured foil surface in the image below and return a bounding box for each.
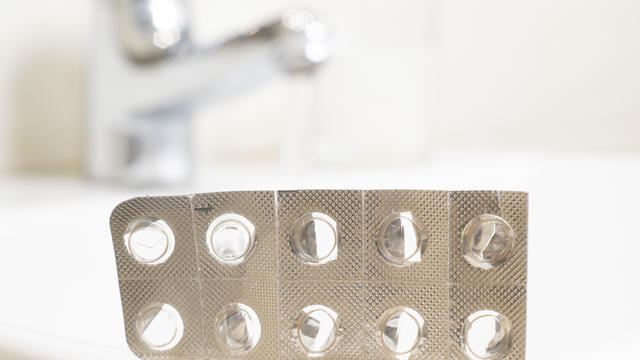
[110,190,528,359]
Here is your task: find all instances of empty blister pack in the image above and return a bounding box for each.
[109,190,527,359]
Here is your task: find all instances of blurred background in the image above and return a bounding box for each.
[0,0,639,359]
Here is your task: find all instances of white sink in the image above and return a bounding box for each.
[0,178,139,359]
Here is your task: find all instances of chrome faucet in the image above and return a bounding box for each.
[88,0,328,185]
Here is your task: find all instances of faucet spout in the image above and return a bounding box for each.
[88,1,327,185]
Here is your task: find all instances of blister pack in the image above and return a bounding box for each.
[110,190,527,359]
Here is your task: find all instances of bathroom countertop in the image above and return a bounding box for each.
[1,152,639,359]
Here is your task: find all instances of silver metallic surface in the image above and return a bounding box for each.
[110,190,527,359]
[89,1,328,185]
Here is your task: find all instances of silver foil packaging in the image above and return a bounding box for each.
[110,190,527,359]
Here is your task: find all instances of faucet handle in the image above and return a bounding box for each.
[116,0,190,63]
[277,8,329,72]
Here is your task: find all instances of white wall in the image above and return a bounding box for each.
[433,0,640,152]
[0,1,88,174]
[1,0,639,174]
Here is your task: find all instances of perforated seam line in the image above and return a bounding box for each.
[361,189,366,360]
[187,193,207,356]
[273,190,282,360]
[446,190,453,358]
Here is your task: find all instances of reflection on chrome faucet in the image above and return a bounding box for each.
[88,0,328,185]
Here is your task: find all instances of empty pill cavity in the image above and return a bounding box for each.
[207,214,256,264]
[136,303,184,351]
[377,306,426,358]
[291,212,339,265]
[124,218,175,265]
[463,310,512,360]
[216,303,261,354]
[461,214,515,269]
[377,212,426,267]
[294,305,341,356]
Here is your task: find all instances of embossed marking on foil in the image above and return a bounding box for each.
[291,212,339,264]
[216,303,261,354]
[294,305,341,356]
[124,218,175,265]
[206,214,256,264]
[136,303,184,351]
[377,212,426,266]
[462,214,515,269]
[463,310,512,360]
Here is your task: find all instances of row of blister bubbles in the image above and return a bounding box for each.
[127,284,449,359]
[287,209,430,267]
[123,285,517,360]
[125,290,446,359]
[131,299,263,356]
[111,190,527,359]
[119,212,260,270]
[120,280,277,358]
[115,192,521,275]
[116,191,490,275]
[121,211,431,269]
